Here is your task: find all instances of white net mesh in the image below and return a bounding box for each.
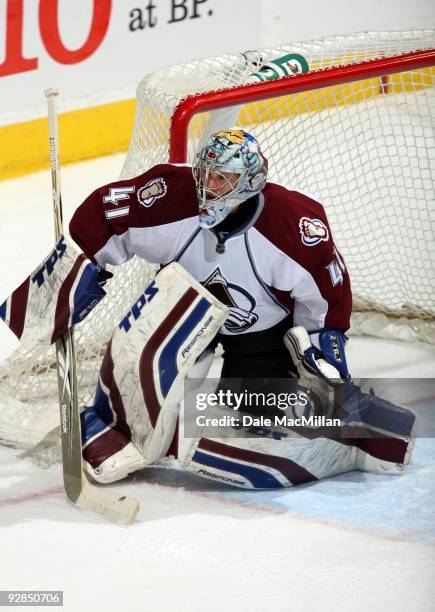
[121,29,435,341]
[1,30,434,448]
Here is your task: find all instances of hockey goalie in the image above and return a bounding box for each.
[1,129,417,489]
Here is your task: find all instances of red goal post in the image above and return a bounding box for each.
[169,49,435,162]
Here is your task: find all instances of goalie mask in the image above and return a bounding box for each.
[193,130,268,228]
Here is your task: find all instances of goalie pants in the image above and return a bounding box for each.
[213,314,298,417]
[216,314,296,378]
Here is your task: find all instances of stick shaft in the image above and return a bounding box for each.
[45,89,83,502]
[43,89,139,522]
[45,89,63,239]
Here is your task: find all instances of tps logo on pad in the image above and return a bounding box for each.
[119,281,159,332]
[31,235,67,287]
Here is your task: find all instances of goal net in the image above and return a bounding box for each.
[1,30,434,449]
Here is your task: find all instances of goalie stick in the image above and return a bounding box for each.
[45,88,139,524]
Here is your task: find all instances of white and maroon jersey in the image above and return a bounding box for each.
[69,164,352,335]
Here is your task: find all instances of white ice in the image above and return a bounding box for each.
[0,155,434,612]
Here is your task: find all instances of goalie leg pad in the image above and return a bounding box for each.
[339,385,418,475]
[81,263,228,482]
[84,440,147,485]
[80,383,146,484]
[180,383,417,488]
[180,405,357,489]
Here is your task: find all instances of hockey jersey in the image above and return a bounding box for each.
[69,164,352,335]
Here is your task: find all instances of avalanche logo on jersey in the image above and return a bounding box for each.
[299,217,329,246]
[203,268,258,333]
[199,206,217,227]
[137,178,167,208]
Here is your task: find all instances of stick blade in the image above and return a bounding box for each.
[76,483,140,525]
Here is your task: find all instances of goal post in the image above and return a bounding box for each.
[168,49,435,162]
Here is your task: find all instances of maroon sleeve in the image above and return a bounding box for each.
[307,234,352,331]
[69,164,197,264]
[257,184,352,332]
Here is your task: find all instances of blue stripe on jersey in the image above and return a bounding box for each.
[158,297,212,397]
[192,450,284,489]
[244,233,289,314]
[0,300,6,321]
[175,227,202,262]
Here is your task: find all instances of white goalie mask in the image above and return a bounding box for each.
[193,129,268,228]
